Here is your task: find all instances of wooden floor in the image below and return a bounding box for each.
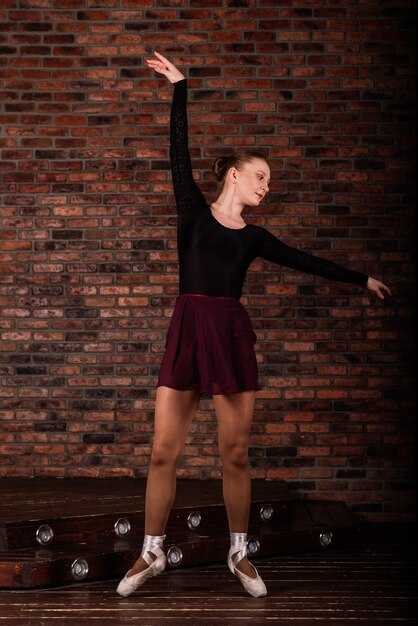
[0,533,415,625]
[0,479,415,623]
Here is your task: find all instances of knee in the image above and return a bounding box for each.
[150,443,179,468]
[220,441,249,471]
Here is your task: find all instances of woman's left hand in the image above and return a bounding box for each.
[366,276,392,300]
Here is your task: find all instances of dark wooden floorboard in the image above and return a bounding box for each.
[0,543,415,625]
[0,478,290,523]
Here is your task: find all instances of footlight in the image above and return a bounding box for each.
[36,524,54,546]
[114,518,131,537]
[259,503,274,522]
[247,537,261,556]
[187,511,202,530]
[167,546,183,568]
[71,558,89,580]
[319,531,333,548]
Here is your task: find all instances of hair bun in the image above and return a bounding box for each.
[212,156,228,182]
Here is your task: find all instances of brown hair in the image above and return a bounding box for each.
[212,150,269,186]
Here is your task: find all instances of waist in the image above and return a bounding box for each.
[181,292,238,301]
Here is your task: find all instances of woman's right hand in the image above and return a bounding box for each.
[366,276,392,300]
[146,51,185,84]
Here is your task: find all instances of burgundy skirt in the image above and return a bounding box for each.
[157,294,261,395]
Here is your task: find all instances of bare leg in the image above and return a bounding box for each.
[128,386,200,576]
[213,390,257,579]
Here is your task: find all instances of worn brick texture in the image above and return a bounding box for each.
[0,0,415,522]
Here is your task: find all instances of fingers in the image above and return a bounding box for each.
[148,51,172,71]
[145,51,184,83]
[145,51,172,76]
[153,51,171,65]
[376,282,391,300]
[377,282,391,298]
[146,63,165,73]
[145,57,164,69]
[367,277,392,300]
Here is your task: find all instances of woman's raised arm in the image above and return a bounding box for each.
[146,51,206,216]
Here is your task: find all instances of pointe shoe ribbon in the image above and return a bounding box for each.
[227,546,267,598]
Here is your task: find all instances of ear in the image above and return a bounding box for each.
[228,167,238,183]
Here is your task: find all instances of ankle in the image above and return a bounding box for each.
[141,533,166,567]
[229,531,247,556]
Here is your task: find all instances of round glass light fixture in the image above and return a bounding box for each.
[71,558,89,580]
[260,503,274,522]
[187,511,202,530]
[167,545,183,568]
[247,537,261,556]
[114,518,131,537]
[319,531,334,548]
[36,524,54,546]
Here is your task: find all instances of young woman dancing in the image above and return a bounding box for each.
[117,52,391,598]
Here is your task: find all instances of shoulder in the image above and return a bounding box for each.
[246,223,265,234]
[242,223,270,252]
[246,223,269,242]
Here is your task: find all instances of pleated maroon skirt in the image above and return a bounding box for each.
[157,294,261,395]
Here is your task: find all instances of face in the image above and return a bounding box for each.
[231,158,271,206]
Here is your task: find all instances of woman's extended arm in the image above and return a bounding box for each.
[146,51,206,214]
[259,228,391,299]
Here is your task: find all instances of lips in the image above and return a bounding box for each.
[255,193,263,199]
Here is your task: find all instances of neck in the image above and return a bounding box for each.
[211,186,245,219]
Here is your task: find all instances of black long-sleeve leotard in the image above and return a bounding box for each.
[170,78,369,299]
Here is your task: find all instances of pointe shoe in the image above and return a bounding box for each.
[117,547,166,597]
[228,546,267,598]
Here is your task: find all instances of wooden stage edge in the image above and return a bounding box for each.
[0,477,405,591]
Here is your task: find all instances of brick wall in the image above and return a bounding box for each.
[0,0,415,522]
